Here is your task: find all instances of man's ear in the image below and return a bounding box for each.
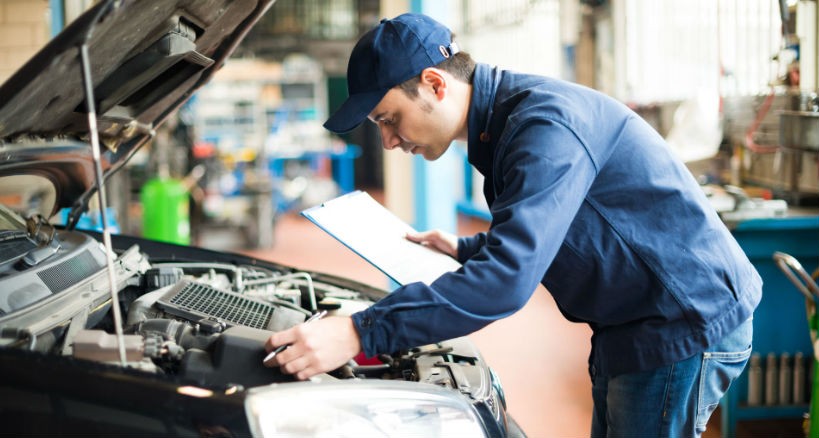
[419,67,447,100]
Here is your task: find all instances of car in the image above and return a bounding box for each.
[0,1,524,436]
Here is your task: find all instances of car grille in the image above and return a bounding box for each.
[38,250,102,293]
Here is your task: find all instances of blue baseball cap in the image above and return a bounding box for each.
[323,13,460,134]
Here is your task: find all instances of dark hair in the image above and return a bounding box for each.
[396,50,476,99]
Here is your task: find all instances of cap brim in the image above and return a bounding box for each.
[323,88,388,134]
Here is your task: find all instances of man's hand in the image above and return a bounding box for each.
[263,316,362,380]
[406,229,458,259]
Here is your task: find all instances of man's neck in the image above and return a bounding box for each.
[453,83,472,142]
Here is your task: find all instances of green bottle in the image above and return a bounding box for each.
[140,177,190,245]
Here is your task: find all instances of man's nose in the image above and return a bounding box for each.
[380,125,399,150]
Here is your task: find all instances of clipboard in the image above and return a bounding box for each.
[300,191,462,286]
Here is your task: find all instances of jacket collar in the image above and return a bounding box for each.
[467,63,502,173]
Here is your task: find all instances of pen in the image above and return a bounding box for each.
[263,310,327,363]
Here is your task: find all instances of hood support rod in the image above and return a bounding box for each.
[78,0,127,366]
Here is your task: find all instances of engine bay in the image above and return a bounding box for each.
[0,225,490,397]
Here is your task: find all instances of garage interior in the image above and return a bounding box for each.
[2,0,819,436]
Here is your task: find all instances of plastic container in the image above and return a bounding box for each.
[140,177,190,245]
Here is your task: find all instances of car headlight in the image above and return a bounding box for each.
[489,367,507,411]
[245,379,486,438]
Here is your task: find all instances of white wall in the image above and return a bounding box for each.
[607,0,784,103]
[457,0,562,77]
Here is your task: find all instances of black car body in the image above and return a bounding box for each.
[0,1,522,436]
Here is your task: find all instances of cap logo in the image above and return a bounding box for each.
[439,45,450,58]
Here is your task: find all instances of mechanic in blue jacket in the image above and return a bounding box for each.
[264,13,762,437]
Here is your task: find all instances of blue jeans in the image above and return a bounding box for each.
[591,318,753,437]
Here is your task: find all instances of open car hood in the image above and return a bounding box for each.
[0,0,275,221]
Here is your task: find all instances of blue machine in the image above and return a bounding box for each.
[720,212,819,436]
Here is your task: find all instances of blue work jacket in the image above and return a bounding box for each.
[352,63,762,377]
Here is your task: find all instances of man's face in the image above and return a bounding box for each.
[368,87,454,161]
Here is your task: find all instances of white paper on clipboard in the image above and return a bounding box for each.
[300,191,462,286]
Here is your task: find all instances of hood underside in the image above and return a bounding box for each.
[0,0,276,219]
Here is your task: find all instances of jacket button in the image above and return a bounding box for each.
[361,317,373,328]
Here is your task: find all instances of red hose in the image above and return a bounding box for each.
[744,89,782,154]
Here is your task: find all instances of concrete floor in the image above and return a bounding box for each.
[224,193,804,437]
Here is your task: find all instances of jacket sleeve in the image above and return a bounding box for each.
[352,119,599,356]
[457,233,486,263]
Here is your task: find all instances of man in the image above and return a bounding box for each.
[264,13,761,437]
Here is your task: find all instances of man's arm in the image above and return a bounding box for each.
[266,120,597,379]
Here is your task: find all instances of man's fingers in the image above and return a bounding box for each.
[406,230,457,258]
[263,324,317,368]
[405,231,429,242]
[406,230,444,246]
[279,352,311,376]
[295,366,322,381]
[265,329,295,351]
[274,345,324,380]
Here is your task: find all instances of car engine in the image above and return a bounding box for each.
[0,224,496,404]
